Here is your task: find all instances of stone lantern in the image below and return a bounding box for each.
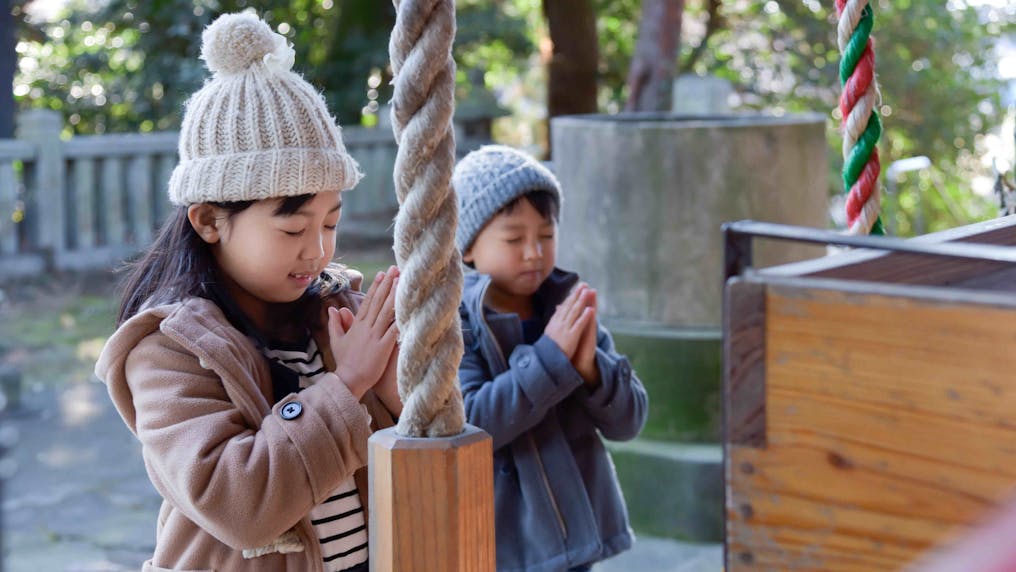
[455,69,509,155]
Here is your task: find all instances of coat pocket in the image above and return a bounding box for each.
[142,561,214,572]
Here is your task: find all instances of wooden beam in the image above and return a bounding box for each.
[761,216,1016,286]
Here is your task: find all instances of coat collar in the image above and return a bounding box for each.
[462,266,579,326]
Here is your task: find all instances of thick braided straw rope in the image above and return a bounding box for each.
[837,0,884,235]
[389,0,465,437]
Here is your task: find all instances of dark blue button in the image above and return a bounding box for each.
[280,401,303,420]
[618,359,632,380]
[518,355,531,367]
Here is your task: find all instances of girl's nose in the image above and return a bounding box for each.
[302,231,326,260]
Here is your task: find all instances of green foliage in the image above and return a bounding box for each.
[12,0,1014,235]
[13,0,532,132]
[565,0,1014,234]
[452,1,532,117]
[14,0,390,131]
[594,0,639,110]
[677,0,1014,234]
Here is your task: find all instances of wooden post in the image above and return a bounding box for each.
[369,424,495,572]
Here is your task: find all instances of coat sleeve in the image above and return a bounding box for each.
[459,326,585,450]
[124,332,371,550]
[573,322,649,442]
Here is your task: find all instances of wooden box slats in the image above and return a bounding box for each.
[725,217,1016,571]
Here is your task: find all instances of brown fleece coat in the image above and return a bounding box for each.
[95,291,394,572]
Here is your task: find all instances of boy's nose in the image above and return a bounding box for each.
[523,241,542,260]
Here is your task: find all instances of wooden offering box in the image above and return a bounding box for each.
[723,217,1016,571]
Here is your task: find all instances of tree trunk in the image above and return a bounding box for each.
[542,0,598,157]
[0,0,15,138]
[625,0,685,112]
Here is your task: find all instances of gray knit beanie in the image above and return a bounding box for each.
[452,145,563,252]
[167,12,362,205]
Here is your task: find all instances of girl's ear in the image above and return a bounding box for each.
[187,203,223,244]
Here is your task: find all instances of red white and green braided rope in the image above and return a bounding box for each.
[837,0,884,235]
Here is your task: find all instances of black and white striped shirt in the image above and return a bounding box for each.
[263,338,369,571]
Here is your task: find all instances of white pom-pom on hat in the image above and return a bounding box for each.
[201,12,278,76]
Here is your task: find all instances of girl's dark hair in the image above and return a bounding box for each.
[501,190,559,222]
[117,194,345,336]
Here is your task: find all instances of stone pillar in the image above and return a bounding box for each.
[672,74,734,115]
[550,113,828,542]
[0,364,21,412]
[551,113,827,328]
[16,110,65,256]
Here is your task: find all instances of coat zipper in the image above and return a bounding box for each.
[475,281,568,540]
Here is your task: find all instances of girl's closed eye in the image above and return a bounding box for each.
[281,227,306,237]
[505,236,523,244]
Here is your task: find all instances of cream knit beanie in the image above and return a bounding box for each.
[167,12,362,205]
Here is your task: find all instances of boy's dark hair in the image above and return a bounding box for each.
[500,190,560,223]
[462,190,559,269]
[117,195,346,338]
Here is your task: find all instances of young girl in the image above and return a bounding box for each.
[94,13,400,572]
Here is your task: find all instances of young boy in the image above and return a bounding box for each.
[453,145,649,572]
